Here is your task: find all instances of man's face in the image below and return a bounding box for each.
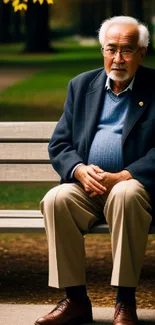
[103,24,146,83]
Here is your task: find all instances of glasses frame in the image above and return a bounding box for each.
[101,46,140,60]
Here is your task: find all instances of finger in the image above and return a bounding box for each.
[86,183,106,196]
[87,168,104,181]
[92,165,104,173]
[86,177,107,195]
[87,175,107,192]
[89,191,98,198]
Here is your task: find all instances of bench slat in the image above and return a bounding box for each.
[0,218,45,233]
[0,164,60,182]
[0,122,56,141]
[0,143,49,162]
[0,215,110,234]
[0,214,154,234]
[0,210,43,218]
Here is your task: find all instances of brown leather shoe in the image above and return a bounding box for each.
[113,302,138,325]
[35,297,93,325]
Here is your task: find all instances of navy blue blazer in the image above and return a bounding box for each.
[48,65,155,223]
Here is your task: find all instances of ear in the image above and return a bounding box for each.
[140,47,147,60]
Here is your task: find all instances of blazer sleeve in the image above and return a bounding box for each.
[125,147,155,193]
[48,81,84,181]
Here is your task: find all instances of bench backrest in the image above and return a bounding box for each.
[0,122,60,183]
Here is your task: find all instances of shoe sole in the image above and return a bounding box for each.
[35,316,93,325]
[65,315,93,325]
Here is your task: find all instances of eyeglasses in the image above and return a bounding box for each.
[101,47,140,60]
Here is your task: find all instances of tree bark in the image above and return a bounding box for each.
[0,0,12,43]
[79,0,107,37]
[12,11,22,42]
[24,0,51,53]
[110,0,123,16]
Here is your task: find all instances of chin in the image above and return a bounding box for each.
[108,71,130,82]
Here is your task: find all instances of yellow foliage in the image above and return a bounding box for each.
[12,0,20,7]
[3,0,54,11]
[37,0,44,4]
[14,3,27,10]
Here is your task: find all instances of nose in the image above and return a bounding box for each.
[113,51,124,64]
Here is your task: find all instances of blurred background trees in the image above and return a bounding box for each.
[0,0,154,52]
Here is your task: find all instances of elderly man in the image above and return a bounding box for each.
[35,16,155,325]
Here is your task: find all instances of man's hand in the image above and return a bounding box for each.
[89,170,133,198]
[74,164,107,196]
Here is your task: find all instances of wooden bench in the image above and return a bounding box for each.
[0,121,154,234]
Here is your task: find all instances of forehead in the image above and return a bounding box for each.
[104,24,139,47]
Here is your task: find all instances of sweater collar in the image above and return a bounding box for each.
[105,76,135,96]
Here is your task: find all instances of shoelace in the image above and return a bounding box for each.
[115,303,134,321]
[52,298,69,313]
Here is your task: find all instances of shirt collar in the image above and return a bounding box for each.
[105,76,135,96]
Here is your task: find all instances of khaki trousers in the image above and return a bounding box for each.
[40,179,152,288]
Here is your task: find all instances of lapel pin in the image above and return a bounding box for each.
[139,101,144,107]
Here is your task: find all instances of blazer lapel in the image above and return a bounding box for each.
[85,70,107,155]
[122,67,151,145]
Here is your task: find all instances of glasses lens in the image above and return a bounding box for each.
[103,49,134,60]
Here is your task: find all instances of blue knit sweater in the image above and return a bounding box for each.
[87,89,131,172]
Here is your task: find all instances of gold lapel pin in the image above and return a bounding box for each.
[139,101,144,107]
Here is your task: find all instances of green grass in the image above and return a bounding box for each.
[0,41,102,66]
[0,183,58,209]
[0,41,104,121]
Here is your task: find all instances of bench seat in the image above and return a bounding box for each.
[0,209,154,234]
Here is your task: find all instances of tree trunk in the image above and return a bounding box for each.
[24,0,51,53]
[79,0,107,37]
[0,0,12,43]
[12,11,22,42]
[79,0,95,37]
[130,0,144,20]
[110,0,123,16]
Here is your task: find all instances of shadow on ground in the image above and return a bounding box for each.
[0,233,155,309]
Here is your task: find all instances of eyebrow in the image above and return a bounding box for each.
[105,43,133,49]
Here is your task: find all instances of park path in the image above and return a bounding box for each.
[0,304,155,325]
[0,68,41,93]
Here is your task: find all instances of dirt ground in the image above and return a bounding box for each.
[0,233,155,309]
[0,68,40,92]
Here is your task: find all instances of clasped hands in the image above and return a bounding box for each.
[74,164,132,198]
[74,164,120,198]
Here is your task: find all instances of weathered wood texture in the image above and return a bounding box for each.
[0,143,49,161]
[0,164,60,182]
[0,122,58,182]
[0,122,56,141]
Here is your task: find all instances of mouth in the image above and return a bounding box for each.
[112,68,126,71]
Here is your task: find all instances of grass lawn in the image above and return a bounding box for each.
[0,40,155,209]
[0,41,103,121]
[0,40,155,121]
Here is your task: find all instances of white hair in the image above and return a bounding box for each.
[98,16,149,48]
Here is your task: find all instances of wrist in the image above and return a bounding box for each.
[74,163,85,179]
[119,170,133,181]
